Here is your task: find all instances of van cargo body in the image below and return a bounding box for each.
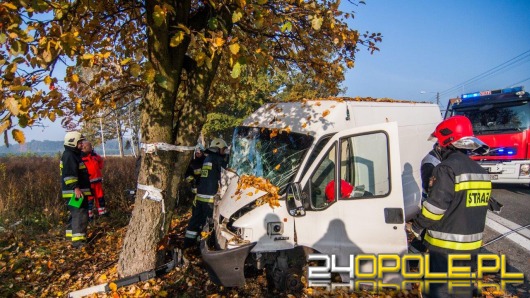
[201,99,442,289]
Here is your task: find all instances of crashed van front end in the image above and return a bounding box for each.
[200,126,313,287]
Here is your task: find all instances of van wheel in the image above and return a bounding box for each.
[284,268,304,293]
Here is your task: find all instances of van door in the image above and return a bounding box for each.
[295,122,408,263]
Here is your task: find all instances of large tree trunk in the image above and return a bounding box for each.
[118,0,232,278]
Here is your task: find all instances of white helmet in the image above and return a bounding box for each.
[209,138,228,149]
[64,131,85,148]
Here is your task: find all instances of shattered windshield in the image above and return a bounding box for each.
[229,126,314,191]
[454,101,530,135]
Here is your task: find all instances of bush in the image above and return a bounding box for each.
[0,155,136,231]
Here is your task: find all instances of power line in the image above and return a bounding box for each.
[437,49,530,99]
[507,76,530,88]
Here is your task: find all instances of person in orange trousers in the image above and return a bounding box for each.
[81,141,107,220]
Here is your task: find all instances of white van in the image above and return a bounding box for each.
[200,99,442,289]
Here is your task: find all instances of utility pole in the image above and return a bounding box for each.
[436,92,440,106]
[99,116,106,157]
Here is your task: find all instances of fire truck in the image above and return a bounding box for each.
[445,86,530,184]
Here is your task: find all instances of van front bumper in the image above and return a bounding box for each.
[200,236,256,287]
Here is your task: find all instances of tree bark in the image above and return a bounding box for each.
[118,0,233,277]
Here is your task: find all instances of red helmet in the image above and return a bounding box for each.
[325,179,354,202]
[430,115,489,152]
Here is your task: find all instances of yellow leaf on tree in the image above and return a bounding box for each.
[169,31,185,47]
[81,53,94,60]
[49,112,56,122]
[5,97,20,116]
[229,43,240,55]
[75,103,82,114]
[274,164,281,170]
[71,74,79,83]
[152,5,166,27]
[2,3,18,10]
[120,58,131,65]
[12,129,25,144]
[214,37,225,47]
[0,120,10,135]
[109,282,118,292]
[311,16,323,31]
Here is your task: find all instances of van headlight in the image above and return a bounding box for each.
[519,164,530,176]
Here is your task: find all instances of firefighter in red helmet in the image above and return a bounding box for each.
[408,115,491,298]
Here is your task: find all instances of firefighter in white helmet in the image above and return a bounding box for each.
[61,131,92,248]
[183,138,228,250]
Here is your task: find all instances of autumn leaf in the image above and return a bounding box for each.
[2,3,18,10]
[273,148,278,154]
[229,43,240,55]
[0,120,10,135]
[311,16,323,30]
[5,97,20,116]
[170,31,185,47]
[71,74,79,83]
[44,76,52,85]
[109,282,118,291]
[231,62,241,78]
[232,11,243,23]
[274,164,281,170]
[81,53,94,60]
[120,58,131,65]
[12,129,25,144]
[322,110,330,117]
[213,37,225,47]
[152,5,166,27]
[281,21,292,33]
[49,111,56,122]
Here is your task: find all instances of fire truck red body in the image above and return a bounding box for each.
[445,86,530,184]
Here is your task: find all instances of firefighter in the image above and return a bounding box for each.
[408,115,491,298]
[420,142,442,202]
[81,141,107,220]
[61,131,92,248]
[183,138,228,250]
[184,144,206,201]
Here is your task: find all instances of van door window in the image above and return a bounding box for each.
[340,132,390,198]
[309,144,336,209]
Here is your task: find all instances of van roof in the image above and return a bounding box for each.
[241,98,437,138]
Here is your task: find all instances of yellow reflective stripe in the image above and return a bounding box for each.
[421,206,444,220]
[454,181,491,192]
[65,230,72,237]
[65,178,78,185]
[424,233,482,250]
[72,235,86,241]
[195,196,214,203]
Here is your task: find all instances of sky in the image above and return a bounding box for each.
[20,0,530,142]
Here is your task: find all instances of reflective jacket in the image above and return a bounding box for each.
[420,149,441,199]
[412,149,491,251]
[60,146,92,204]
[82,150,104,183]
[185,155,206,193]
[196,152,227,203]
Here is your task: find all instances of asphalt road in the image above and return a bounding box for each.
[480,184,530,297]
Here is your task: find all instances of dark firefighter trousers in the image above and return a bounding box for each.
[66,205,89,247]
[424,247,478,298]
[183,201,213,249]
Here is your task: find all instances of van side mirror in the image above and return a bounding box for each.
[286,182,306,217]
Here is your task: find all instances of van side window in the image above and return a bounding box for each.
[340,132,390,198]
[309,144,336,209]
